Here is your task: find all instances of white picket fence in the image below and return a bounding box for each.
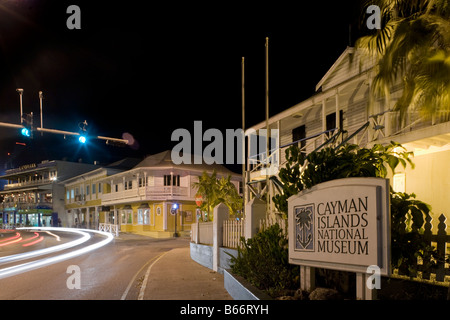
[259,215,287,236]
[191,215,287,249]
[223,219,245,249]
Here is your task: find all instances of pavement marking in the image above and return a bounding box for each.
[120,250,169,300]
[138,250,170,300]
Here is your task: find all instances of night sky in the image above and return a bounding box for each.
[0,0,369,171]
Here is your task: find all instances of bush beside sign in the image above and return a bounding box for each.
[288,177,391,276]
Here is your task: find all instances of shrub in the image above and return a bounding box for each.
[229,223,299,297]
[273,142,414,216]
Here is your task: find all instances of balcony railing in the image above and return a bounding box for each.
[0,201,53,211]
[101,185,189,203]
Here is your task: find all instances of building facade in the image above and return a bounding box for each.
[62,157,140,229]
[0,160,98,227]
[245,46,450,231]
[64,150,241,237]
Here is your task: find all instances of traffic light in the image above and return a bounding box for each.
[78,120,88,144]
[78,135,87,143]
[20,113,33,138]
[21,127,31,137]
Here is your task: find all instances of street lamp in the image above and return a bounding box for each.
[171,203,179,237]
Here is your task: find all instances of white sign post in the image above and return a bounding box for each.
[288,177,390,300]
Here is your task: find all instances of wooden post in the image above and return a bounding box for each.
[356,271,377,300]
[300,266,315,292]
[436,214,447,282]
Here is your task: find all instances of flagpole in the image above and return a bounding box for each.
[265,37,270,217]
[241,56,246,217]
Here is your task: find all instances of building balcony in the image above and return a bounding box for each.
[0,201,53,211]
[3,178,55,190]
[101,185,191,205]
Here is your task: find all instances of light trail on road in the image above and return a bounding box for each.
[0,228,114,279]
[0,233,22,246]
[0,228,91,265]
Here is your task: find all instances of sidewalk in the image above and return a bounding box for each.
[142,246,233,300]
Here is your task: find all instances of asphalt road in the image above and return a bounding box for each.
[0,231,190,300]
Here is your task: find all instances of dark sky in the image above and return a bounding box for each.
[0,0,368,170]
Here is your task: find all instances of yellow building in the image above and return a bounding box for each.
[63,158,140,228]
[96,150,241,237]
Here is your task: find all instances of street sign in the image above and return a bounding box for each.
[195,194,203,207]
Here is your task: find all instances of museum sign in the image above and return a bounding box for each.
[288,177,391,276]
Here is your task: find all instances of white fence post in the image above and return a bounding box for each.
[213,203,229,272]
[244,197,266,240]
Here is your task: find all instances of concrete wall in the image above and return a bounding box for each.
[190,242,237,275]
[190,242,213,269]
[223,269,272,300]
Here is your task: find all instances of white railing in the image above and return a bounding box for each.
[191,219,245,249]
[99,223,119,237]
[102,186,189,203]
[144,186,188,197]
[223,219,245,249]
[3,178,53,190]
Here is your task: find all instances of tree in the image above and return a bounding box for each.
[356,0,450,123]
[193,170,242,219]
[273,142,414,216]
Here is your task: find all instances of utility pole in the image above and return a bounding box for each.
[16,88,24,124]
[39,91,44,136]
[1,89,129,146]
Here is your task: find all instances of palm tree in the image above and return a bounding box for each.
[356,0,450,123]
[192,170,243,220]
[216,175,243,216]
[193,170,219,219]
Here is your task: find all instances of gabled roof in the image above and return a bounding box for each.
[134,150,239,176]
[315,46,355,92]
[105,157,142,170]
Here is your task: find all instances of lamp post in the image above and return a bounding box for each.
[171,203,179,237]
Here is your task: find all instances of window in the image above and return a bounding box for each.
[137,209,150,225]
[124,181,132,190]
[164,175,180,186]
[98,183,102,193]
[292,125,306,157]
[326,110,344,133]
[86,185,90,195]
[173,175,180,187]
[66,190,70,200]
[92,184,96,194]
[121,210,132,225]
[115,184,119,192]
[139,177,148,188]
